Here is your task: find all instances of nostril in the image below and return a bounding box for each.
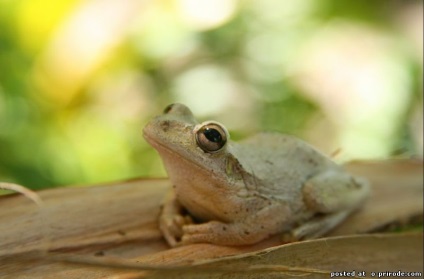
[163,104,175,114]
[160,120,170,132]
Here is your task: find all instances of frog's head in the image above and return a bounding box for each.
[144,104,254,221]
[143,103,242,187]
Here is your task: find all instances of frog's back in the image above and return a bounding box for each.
[238,132,334,168]
[232,133,339,198]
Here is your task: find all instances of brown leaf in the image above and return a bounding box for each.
[4,233,422,278]
[141,232,424,278]
[0,160,422,278]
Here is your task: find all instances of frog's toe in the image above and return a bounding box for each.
[160,218,182,246]
[163,231,179,247]
[160,214,196,246]
[182,221,220,234]
[160,228,177,247]
[180,222,220,244]
[181,228,212,245]
[171,215,185,232]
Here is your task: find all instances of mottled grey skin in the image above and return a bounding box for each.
[143,104,370,246]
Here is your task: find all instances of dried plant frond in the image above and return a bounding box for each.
[0,182,43,206]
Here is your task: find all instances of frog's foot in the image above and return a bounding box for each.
[160,213,193,247]
[283,210,351,242]
[180,221,270,246]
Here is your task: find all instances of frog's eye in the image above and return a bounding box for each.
[195,122,228,153]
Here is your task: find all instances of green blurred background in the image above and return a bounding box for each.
[0,0,422,190]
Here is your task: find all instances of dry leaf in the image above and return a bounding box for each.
[0,182,43,206]
[0,160,422,278]
[3,233,423,279]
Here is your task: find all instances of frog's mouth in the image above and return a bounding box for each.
[143,130,230,183]
[143,131,204,168]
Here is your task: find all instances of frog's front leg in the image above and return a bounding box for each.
[181,203,289,246]
[290,170,370,240]
[159,188,193,247]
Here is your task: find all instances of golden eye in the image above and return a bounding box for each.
[195,122,228,153]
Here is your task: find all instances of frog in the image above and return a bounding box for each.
[143,103,370,247]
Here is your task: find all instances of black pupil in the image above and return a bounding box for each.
[204,128,222,143]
